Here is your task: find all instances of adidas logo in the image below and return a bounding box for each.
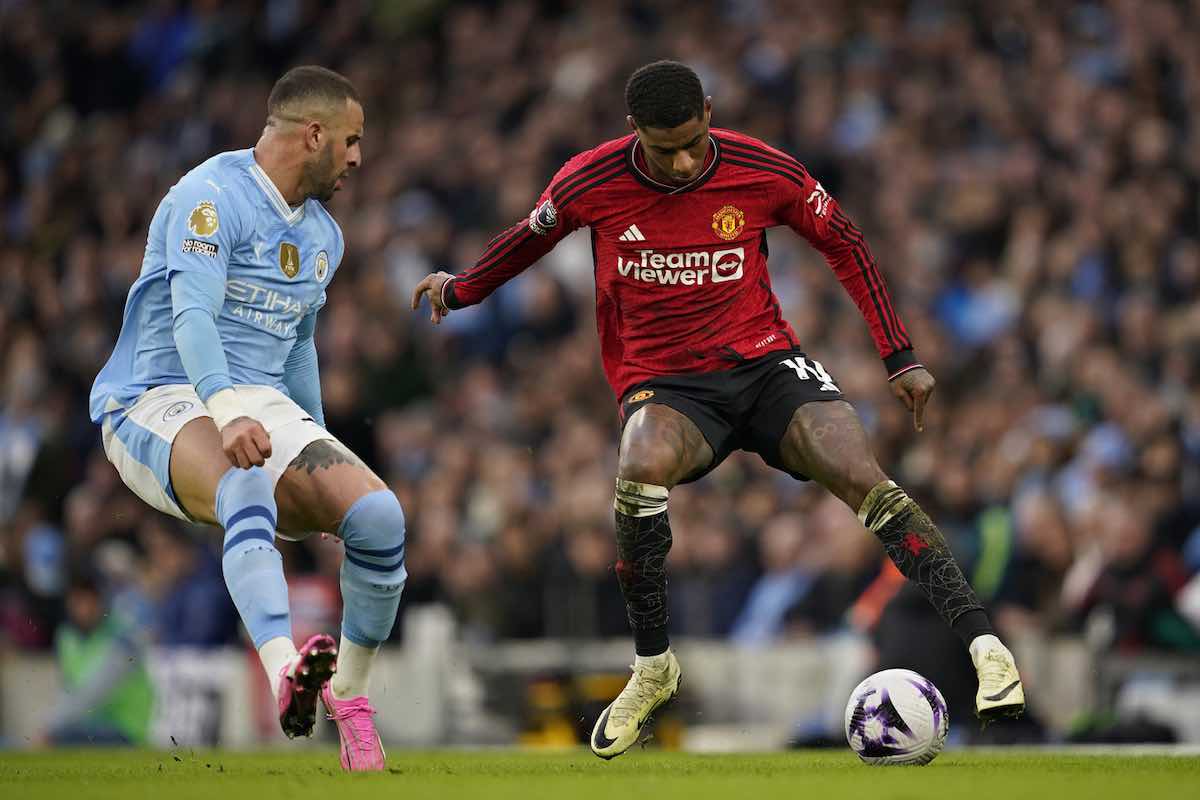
[618,224,646,242]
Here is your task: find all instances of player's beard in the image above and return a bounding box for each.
[303,142,340,202]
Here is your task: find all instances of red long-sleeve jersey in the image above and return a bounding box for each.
[444,128,918,402]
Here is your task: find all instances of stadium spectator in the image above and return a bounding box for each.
[40,569,153,746]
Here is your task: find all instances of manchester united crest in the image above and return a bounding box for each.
[627,389,655,404]
[711,205,745,241]
[187,201,220,238]
[315,250,329,282]
[279,242,301,278]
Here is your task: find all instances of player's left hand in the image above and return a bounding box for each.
[221,416,272,468]
[889,367,935,432]
[410,271,454,324]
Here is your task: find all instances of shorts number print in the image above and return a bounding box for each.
[778,355,839,393]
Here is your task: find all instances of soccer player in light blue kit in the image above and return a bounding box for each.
[89,66,402,770]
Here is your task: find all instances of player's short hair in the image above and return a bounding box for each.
[267,65,360,122]
[625,60,705,130]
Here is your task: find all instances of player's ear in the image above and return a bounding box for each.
[703,97,712,123]
[627,115,638,134]
[305,120,322,153]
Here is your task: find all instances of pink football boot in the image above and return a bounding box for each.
[321,682,386,771]
[276,634,338,738]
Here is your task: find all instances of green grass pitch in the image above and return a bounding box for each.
[2,749,1196,800]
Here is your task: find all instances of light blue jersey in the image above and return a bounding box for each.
[90,149,343,423]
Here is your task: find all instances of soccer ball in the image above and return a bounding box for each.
[844,668,949,766]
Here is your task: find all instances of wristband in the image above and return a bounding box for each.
[205,388,248,430]
[887,363,925,381]
[438,276,456,311]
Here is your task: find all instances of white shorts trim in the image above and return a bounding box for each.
[100,384,337,522]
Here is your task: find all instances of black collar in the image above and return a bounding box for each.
[626,135,722,195]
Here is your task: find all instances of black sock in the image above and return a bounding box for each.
[614,480,672,656]
[861,481,994,647]
[950,608,995,648]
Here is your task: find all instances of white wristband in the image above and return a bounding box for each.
[205,388,248,430]
[438,276,454,311]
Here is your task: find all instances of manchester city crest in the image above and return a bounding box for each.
[162,400,195,422]
[315,250,329,282]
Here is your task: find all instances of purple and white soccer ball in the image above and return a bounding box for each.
[844,668,949,766]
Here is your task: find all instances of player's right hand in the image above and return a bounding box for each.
[221,417,272,468]
[889,366,936,433]
[410,270,454,324]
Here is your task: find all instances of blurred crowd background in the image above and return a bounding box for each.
[3,0,1200,746]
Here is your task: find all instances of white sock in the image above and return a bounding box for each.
[258,636,299,697]
[969,633,1004,662]
[330,635,378,700]
[634,650,671,671]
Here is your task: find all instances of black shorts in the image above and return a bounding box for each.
[618,350,844,484]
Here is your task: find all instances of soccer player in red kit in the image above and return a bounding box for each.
[413,61,1024,758]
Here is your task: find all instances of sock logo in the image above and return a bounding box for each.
[903,532,930,556]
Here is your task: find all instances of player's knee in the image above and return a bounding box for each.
[337,489,407,584]
[618,442,683,487]
[825,458,889,513]
[217,463,275,497]
[215,465,276,529]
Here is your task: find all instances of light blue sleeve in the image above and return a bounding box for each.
[163,172,242,283]
[282,300,324,427]
[171,275,233,401]
[164,173,244,401]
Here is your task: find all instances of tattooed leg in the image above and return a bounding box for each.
[276,438,405,703]
[777,400,888,511]
[287,439,364,474]
[778,400,993,645]
[274,438,385,535]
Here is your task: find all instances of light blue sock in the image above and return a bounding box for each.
[216,466,290,648]
[337,490,407,647]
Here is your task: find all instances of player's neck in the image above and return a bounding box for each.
[252,137,306,207]
[634,139,715,188]
[636,147,674,186]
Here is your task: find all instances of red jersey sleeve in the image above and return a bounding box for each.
[771,158,920,378]
[442,155,591,310]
